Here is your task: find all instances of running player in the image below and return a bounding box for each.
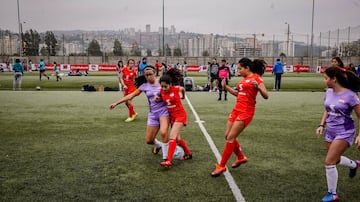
[119,59,138,122]
[159,68,192,168]
[316,66,360,202]
[109,65,169,160]
[211,57,269,177]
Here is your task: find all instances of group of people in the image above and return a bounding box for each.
[207,57,232,101]
[110,56,360,201]
[110,59,192,168]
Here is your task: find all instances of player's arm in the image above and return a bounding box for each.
[353,104,360,150]
[109,89,141,110]
[316,111,328,137]
[222,79,237,96]
[180,87,185,99]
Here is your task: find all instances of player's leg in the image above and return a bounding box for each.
[322,140,348,201]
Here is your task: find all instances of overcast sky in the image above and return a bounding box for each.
[1,0,359,37]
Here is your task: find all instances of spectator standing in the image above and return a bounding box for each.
[217,59,231,101]
[272,59,284,91]
[154,60,161,76]
[208,57,219,92]
[183,61,188,77]
[139,57,148,76]
[13,59,24,90]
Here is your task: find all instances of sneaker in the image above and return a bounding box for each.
[349,160,359,178]
[231,156,248,168]
[160,160,172,168]
[153,146,161,155]
[321,192,339,202]
[211,164,226,177]
[180,154,192,161]
[124,116,135,122]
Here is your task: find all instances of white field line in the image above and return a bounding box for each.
[184,95,246,202]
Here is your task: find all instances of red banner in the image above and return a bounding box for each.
[293,65,310,72]
[98,64,117,72]
[70,64,89,71]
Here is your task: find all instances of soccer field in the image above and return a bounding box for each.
[0,90,359,201]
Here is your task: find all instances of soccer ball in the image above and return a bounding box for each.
[173,146,185,159]
[36,86,41,91]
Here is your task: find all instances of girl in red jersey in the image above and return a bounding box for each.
[120,59,138,122]
[159,68,192,168]
[211,57,269,177]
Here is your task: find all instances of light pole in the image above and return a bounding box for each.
[310,0,315,68]
[17,0,22,57]
[285,22,290,57]
[162,0,165,57]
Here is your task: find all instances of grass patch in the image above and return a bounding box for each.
[1,91,360,201]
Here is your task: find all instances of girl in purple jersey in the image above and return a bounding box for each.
[316,66,360,202]
[110,65,169,161]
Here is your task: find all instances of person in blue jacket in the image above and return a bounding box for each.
[138,57,148,76]
[272,58,284,91]
[13,58,24,90]
[39,59,50,81]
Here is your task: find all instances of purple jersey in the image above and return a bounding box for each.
[324,88,360,130]
[139,82,168,113]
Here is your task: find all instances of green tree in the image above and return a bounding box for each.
[165,44,171,56]
[88,39,102,56]
[173,47,182,56]
[146,49,152,57]
[44,31,57,56]
[130,42,141,56]
[113,39,123,56]
[202,50,210,57]
[22,29,41,56]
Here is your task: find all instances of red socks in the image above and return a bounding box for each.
[233,140,245,160]
[219,141,235,167]
[125,103,135,117]
[167,139,177,162]
[177,138,191,155]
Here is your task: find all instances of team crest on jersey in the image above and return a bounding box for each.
[245,79,251,83]
[338,98,345,103]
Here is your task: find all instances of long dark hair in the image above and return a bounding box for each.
[238,57,266,76]
[332,57,344,68]
[134,65,157,88]
[325,66,360,92]
[159,68,183,85]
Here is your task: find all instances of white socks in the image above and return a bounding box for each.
[154,139,168,160]
[325,165,338,194]
[338,156,357,169]
[154,139,162,148]
[162,142,169,160]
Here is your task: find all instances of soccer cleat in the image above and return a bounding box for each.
[231,156,248,168]
[180,154,192,161]
[349,160,359,178]
[160,160,172,168]
[153,146,161,155]
[132,113,138,119]
[211,164,226,177]
[321,192,339,202]
[124,116,135,122]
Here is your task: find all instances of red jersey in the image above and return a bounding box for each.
[121,66,137,93]
[160,86,186,118]
[234,73,263,114]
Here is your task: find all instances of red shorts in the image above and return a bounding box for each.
[170,113,187,126]
[123,86,136,96]
[228,109,254,127]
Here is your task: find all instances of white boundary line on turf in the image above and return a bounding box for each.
[185,95,246,202]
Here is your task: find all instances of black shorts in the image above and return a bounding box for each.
[40,69,46,73]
